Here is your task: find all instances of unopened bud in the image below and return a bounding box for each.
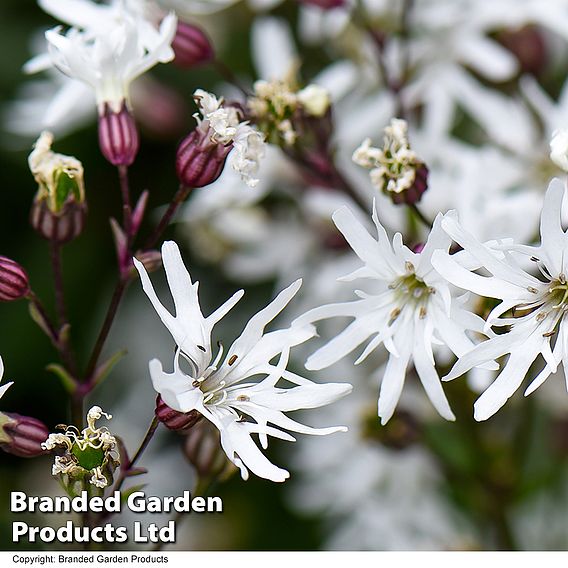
[172,21,214,68]
[183,419,234,479]
[297,0,346,9]
[176,125,232,188]
[28,131,87,243]
[0,412,49,458]
[155,396,202,431]
[98,103,140,166]
[0,257,30,302]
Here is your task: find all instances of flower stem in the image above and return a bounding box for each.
[212,59,249,97]
[84,277,128,381]
[118,165,133,240]
[409,203,432,228]
[112,415,160,495]
[144,185,193,250]
[50,240,67,327]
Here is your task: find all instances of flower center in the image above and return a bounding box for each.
[388,262,435,322]
[547,275,568,310]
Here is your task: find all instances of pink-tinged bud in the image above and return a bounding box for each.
[155,396,202,431]
[0,257,30,302]
[0,413,49,458]
[412,242,425,254]
[30,199,87,244]
[390,164,429,206]
[176,126,232,188]
[172,21,214,68]
[297,0,345,9]
[98,103,140,166]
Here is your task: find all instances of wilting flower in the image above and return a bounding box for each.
[432,178,568,421]
[189,89,266,187]
[42,406,119,489]
[28,131,86,242]
[353,119,428,205]
[297,205,493,424]
[134,240,351,482]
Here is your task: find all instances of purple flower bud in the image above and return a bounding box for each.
[155,396,202,431]
[176,126,232,188]
[98,103,140,166]
[172,21,214,68]
[30,198,87,244]
[297,0,346,9]
[0,413,49,458]
[0,257,29,302]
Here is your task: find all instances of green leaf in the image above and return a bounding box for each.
[46,363,77,394]
[92,349,127,387]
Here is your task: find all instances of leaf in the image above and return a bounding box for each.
[92,349,127,387]
[120,484,147,503]
[46,363,77,394]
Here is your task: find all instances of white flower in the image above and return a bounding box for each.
[0,357,13,401]
[45,8,177,113]
[550,129,568,172]
[297,205,493,424]
[432,178,568,421]
[134,241,352,482]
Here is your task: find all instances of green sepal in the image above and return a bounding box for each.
[46,363,77,394]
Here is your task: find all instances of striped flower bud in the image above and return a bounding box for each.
[0,257,29,302]
[176,125,232,188]
[98,103,140,167]
[0,413,49,458]
[172,21,214,68]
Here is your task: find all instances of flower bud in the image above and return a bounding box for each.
[172,21,214,68]
[0,412,49,458]
[183,419,234,479]
[176,125,232,188]
[0,257,30,301]
[28,131,87,243]
[132,250,162,276]
[98,103,140,166]
[155,396,202,431]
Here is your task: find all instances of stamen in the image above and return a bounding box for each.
[228,354,238,366]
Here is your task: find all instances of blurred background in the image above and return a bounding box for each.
[2,0,568,552]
